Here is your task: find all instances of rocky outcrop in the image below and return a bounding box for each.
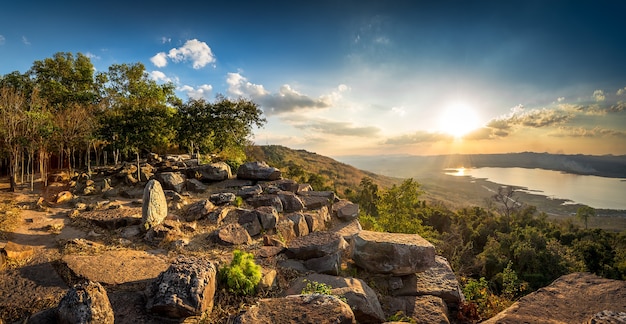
[187,162,231,182]
[209,192,236,206]
[332,199,359,221]
[210,223,252,246]
[350,230,436,276]
[185,199,215,222]
[286,231,347,275]
[155,172,186,193]
[383,295,450,324]
[393,256,464,306]
[146,256,217,319]
[234,294,355,324]
[285,273,385,323]
[142,180,168,229]
[237,161,281,181]
[57,281,115,324]
[484,272,626,324]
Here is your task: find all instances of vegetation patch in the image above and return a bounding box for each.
[0,198,21,240]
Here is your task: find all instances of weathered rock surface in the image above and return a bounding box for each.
[210,223,252,246]
[237,161,281,181]
[393,256,464,306]
[184,199,215,222]
[332,199,359,221]
[351,230,435,275]
[146,256,217,318]
[155,172,186,193]
[303,206,330,232]
[278,191,305,213]
[276,218,297,243]
[304,251,342,275]
[287,213,310,237]
[286,231,347,260]
[61,250,169,288]
[234,294,355,324]
[187,162,231,182]
[285,273,385,323]
[246,194,284,213]
[256,206,279,230]
[142,180,168,229]
[484,272,626,324]
[586,310,626,324]
[382,295,450,324]
[209,192,236,206]
[237,185,263,199]
[238,210,262,237]
[57,281,115,324]
[185,178,208,193]
[77,208,142,230]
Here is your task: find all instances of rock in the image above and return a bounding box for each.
[297,183,313,193]
[331,218,363,240]
[142,180,168,230]
[258,246,285,258]
[209,192,236,205]
[185,199,215,222]
[256,206,279,230]
[288,213,310,237]
[0,249,5,270]
[278,191,305,213]
[155,172,186,193]
[285,273,385,323]
[146,256,217,318]
[299,190,336,201]
[278,258,309,273]
[185,178,208,193]
[263,234,286,248]
[286,231,347,260]
[234,294,355,324]
[144,220,185,244]
[333,199,359,221]
[351,230,435,276]
[207,206,231,224]
[237,161,281,181]
[187,162,232,182]
[393,256,464,306]
[77,208,142,230]
[300,195,332,210]
[121,187,144,199]
[257,268,278,291]
[57,281,115,324]
[61,250,169,289]
[304,251,342,275]
[382,295,450,324]
[276,219,297,243]
[237,185,263,199]
[265,179,300,192]
[484,272,626,324]
[246,194,284,213]
[238,210,262,237]
[210,223,252,246]
[3,241,34,262]
[586,310,626,324]
[55,191,74,204]
[304,206,330,232]
[118,225,141,239]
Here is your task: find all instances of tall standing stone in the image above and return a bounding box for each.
[142,180,168,230]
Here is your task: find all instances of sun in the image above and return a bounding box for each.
[438,102,481,138]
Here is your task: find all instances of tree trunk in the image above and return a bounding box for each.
[87,141,91,175]
[104,150,108,166]
[136,151,141,182]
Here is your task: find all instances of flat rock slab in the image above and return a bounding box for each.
[351,230,435,276]
[61,250,169,288]
[0,262,68,322]
[78,208,142,230]
[234,294,355,324]
[286,231,347,260]
[484,272,626,324]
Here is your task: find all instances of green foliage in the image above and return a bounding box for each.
[575,206,596,230]
[218,250,262,296]
[387,311,417,323]
[462,277,513,320]
[300,279,347,303]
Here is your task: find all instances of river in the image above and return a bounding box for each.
[444,167,626,210]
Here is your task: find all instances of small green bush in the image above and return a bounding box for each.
[218,250,262,296]
[300,279,347,303]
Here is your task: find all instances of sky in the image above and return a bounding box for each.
[1,0,626,158]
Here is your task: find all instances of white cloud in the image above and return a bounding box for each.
[85,52,100,60]
[617,87,626,96]
[0,35,5,45]
[22,36,30,45]
[149,70,171,83]
[557,97,565,102]
[179,84,213,100]
[161,37,171,44]
[150,52,168,68]
[391,106,406,116]
[593,89,605,102]
[167,39,215,69]
[226,72,268,97]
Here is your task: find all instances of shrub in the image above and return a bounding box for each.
[300,279,347,302]
[218,250,262,296]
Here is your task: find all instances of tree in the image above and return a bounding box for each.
[357,177,379,217]
[493,186,521,230]
[0,86,27,191]
[575,206,596,230]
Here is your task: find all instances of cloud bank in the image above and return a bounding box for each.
[151,39,216,69]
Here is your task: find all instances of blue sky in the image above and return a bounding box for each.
[2,0,626,157]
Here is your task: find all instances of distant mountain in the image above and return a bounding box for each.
[337,152,626,179]
[246,145,402,196]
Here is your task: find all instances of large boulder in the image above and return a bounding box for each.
[238,210,263,237]
[304,206,330,232]
[155,172,186,193]
[185,178,208,193]
[285,273,385,323]
[256,206,279,230]
[185,199,215,222]
[393,256,464,306]
[142,180,168,229]
[187,162,232,182]
[209,192,236,206]
[350,230,435,276]
[332,199,359,221]
[286,231,347,260]
[57,281,115,324]
[234,294,355,324]
[382,295,450,324]
[237,161,281,181]
[210,223,252,246]
[237,185,263,199]
[287,213,310,237]
[146,256,217,318]
[484,272,626,324]
[246,195,284,213]
[278,191,305,213]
